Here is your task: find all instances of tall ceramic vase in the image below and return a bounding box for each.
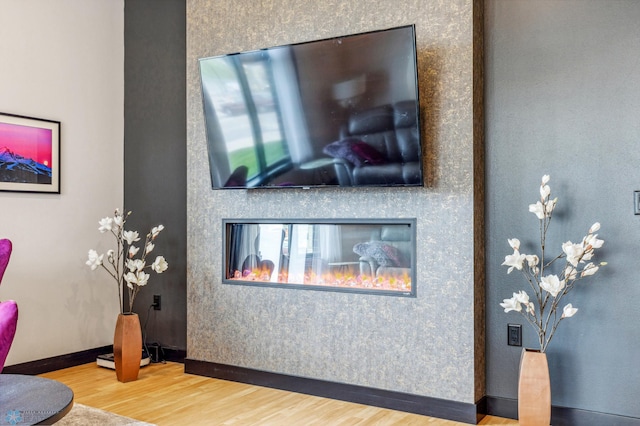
[113,313,142,383]
[518,348,551,425]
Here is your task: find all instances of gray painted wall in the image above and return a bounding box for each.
[485,0,640,418]
[120,0,640,418]
[124,0,187,352]
[187,0,483,404]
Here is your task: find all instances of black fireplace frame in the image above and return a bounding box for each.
[222,218,417,297]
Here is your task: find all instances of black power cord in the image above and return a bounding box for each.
[142,303,165,364]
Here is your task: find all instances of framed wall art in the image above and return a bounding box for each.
[0,112,60,193]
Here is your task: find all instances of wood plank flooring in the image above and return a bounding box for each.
[40,362,517,426]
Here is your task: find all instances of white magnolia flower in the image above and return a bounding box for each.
[113,213,124,229]
[500,295,522,313]
[98,217,113,233]
[529,201,545,220]
[514,290,530,305]
[584,233,604,250]
[127,258,145,272]
[123,230,141,245]
[545,197,558,214]
[540,274,565,297]
[525,254,539,268]
[152,256,168,273]
[135,271,150,286]
[145,242,155,254]
[508,238,520,250]
[502,250,526,273]
[123,272,136,289]
[564,265,578,280]
[581,262,599,277]
[541,175,550,185]
[124,271,150,288]
[540,183,551,200]
[151,225,165,238]
[86,250,103,270]
[513,291,535,314]
[582,251,594,263]
[562,303,578,318]
[589,222,601,233]
[128,245,140,258]
[562,241,584,267]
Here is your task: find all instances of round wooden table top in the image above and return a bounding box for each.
[0,374,74,425]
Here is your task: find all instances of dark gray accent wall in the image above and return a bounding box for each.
[124,0,187,352]
[485,0,640,419]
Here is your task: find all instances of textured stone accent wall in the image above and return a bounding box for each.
[187,0,482,403]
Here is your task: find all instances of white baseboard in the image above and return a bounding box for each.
[96,353,151,370]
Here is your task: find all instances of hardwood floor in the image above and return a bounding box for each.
[40,362,517,425]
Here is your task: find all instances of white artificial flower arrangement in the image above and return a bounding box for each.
[500,175,606,352]
[86,209,168,314]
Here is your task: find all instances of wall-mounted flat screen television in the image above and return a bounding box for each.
[199,24,422,189]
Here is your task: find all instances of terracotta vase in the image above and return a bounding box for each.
[113,313,142,383]
[518,348,551,426]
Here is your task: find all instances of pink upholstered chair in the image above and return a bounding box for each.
[0,238,18,373]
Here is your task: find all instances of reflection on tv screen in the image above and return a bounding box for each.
[199,25,423,189]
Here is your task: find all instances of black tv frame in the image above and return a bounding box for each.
[199,24,423,190]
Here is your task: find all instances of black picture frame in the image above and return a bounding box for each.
[0,112,61,193]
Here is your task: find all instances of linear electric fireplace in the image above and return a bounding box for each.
[223,219,416,297]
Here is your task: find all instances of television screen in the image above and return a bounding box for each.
[199,24,422,189]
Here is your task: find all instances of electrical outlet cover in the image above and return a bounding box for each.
[153,294,161,310]
[508,324,522,346]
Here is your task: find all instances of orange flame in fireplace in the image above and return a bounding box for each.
[231,268,411,292]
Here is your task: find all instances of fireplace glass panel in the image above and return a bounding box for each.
[223,219,416,296]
